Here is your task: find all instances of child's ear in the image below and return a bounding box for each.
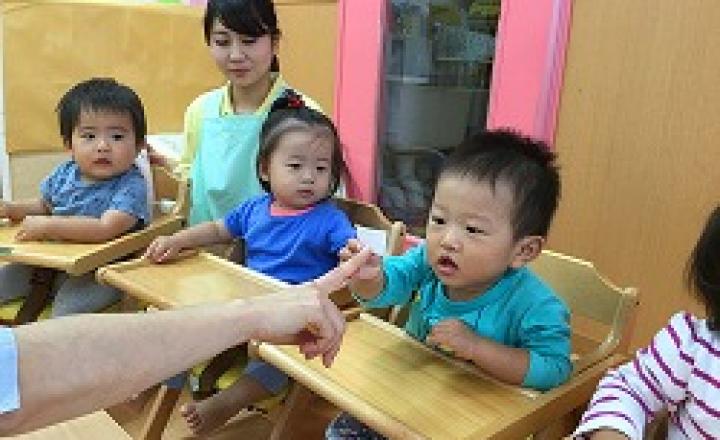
[63,139,72,150]
[259,159,270,183]
[510,236,544,268]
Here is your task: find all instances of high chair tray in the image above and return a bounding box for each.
[96,251,287,310]
[258,313,626,439]
[0,214,183,276]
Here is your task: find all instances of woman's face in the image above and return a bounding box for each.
[208,18,276,90]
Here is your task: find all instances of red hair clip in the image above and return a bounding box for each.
[287,94,304,109]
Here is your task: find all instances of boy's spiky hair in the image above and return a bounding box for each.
[440,129,560,239]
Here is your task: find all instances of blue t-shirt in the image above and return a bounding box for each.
[40,161,149,225]
[224,194,356,284]
[0,327,19,414]
[357,244,572,391]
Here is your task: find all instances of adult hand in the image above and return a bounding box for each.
[247,246,373,367]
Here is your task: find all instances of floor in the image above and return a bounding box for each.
[108,387,339,439]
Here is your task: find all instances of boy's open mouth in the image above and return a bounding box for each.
[94,158,111,165]
[436,255,459,276]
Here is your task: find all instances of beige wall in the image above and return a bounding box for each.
[549,0,720,350]
[3,0,337,197]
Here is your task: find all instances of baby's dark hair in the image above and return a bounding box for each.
[257,89,345,197]
[204,0,280,72]
[56,78,146,147]
[686,205,720,331]
[440,129,560,239]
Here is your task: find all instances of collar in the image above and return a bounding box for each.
[219,73,286,116]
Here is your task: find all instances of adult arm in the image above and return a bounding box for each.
[0,247,371,435]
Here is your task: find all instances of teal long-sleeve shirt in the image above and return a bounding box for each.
[356,244,572,391]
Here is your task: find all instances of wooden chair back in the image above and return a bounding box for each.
[528,249,638,374]
[331,197,406,310]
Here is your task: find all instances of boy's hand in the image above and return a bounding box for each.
[426,319,477,360]
[15,216,50,241]
[338,238,382,282]
[144,235,185,263]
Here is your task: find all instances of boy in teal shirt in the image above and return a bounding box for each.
[327,130,571,439]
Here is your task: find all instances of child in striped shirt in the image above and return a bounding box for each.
[574,206,720,439]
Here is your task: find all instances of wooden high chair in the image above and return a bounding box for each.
[528,249,639,375]
[0,165,188,325]
[95,197,406,439]
[187,197,406,430]
[257,248,638,439]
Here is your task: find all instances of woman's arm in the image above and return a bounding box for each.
[0,246,372,436]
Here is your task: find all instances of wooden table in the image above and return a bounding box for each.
[259,313,625,439]
[2,411,130,439]
[98,254,624,439]
[0,214,183,277]
[97,252,286,309]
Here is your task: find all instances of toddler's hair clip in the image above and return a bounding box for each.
[286,93,305,109]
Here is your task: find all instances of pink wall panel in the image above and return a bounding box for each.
[333,0,387,202]
[335,0,572,200]
[487,0,572,146]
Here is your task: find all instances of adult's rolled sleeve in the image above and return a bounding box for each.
[0,328,20,414]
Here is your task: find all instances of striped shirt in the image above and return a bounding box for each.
[574,312,720,439]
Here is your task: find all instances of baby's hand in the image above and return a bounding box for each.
[338,238,381,282]
[426,319,477,360]
[15,216,50,241]
[144,235,185,263]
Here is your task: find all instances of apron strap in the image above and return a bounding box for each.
[202,87,225,119]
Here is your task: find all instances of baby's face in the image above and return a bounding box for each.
[69,110,138,182]
[425,174,523,300]
[261,128,334,210]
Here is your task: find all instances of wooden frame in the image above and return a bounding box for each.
[528,249,639,374]
[11,411,130,440]
[259,313,626,439]
[97,251,287,440]
[97,251,286,310]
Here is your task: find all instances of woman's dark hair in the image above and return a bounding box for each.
[257,89,345,198]
[204,0,281,71]
[686,205,720,331]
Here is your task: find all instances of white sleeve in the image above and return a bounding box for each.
[0,328,20,414]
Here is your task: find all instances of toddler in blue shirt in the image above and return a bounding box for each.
[145,89,355,435]
[327,130,572,439]
[0,78,149,317]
